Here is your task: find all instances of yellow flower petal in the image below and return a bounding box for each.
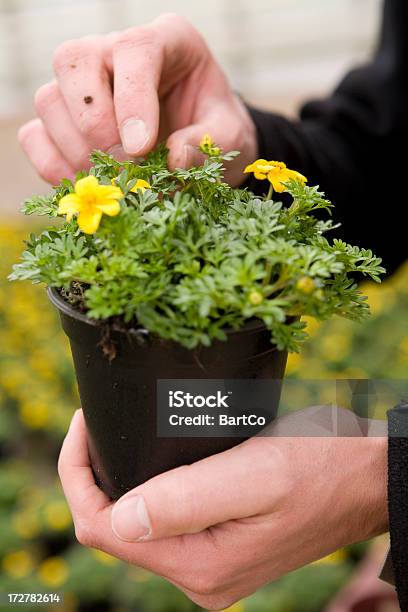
[74,175,99,198]
[200,134,213,147]
[95,200,121,216]
[77,209,103,234]
[58,193,81,215]
[270,179,286,193]
[266,164,308,192]
[289,169,307,184]
[200,134,221,156]
[130,179,151,193]
[269,160,287,169]
[95,184,124,200]
[244,159,268,174]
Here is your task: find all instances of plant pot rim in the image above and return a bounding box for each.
[47,287,268,338]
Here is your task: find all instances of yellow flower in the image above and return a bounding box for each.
[92,550,119,566]
[44,500,72,531]
[38,557,69,587]
[219,603,245,612]
[2,550,34,578]
[199,133,221,156]
[58,175,123,234]
[111,178,151,193]
[303,315,321,337]
[286,351,302,375]
[200,134,213,148]
[244,159,307,192]
[12,511,40,539]
[319,332,351,362]
[19,401,50,429]
[130,179,151,193]
[313,549,348,565]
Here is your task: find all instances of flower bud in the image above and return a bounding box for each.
[296,276,316,295]
[248,290,263,305]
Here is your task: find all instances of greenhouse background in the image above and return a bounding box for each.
[0,0,401,610]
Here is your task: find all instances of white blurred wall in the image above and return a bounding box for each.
[0,0,382,210]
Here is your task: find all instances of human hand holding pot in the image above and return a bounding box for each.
[18,14,257,186]
[59,408,388,611]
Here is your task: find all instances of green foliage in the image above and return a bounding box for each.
[10,147,385,351]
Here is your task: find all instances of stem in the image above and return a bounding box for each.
[266,183,274,201]
[263,260,273,287]
[265,264,289,295]
[288,199,299,215]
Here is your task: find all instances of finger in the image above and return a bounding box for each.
[18,118,75,184]
[112,27,161,155]
[166,107,247,172]
[34,81,91,171]
[53,36,122,152]
[58,409,111,521]
[58,410,184,574]
[111,437,280,542]
[112,14,208,156]
[166,123,206,170]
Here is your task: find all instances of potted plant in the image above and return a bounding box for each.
[10,137,384,499]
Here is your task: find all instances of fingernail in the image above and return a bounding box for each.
[111,495,151,542]
[107,144,129,162]
[120,119,149,154]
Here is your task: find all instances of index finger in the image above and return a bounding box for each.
[53,36,121,153]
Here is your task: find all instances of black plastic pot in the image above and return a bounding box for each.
[49,288,288,499]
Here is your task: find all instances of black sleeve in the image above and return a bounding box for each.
[388,403,408,611]
[247,0,408,274]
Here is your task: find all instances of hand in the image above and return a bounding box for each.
[326,538,397,612]
[58,408,388,610]
[18,14,257,186]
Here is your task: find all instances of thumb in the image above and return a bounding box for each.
[166,107,244,171]
[166,122,207,170]
[111,438,274,542]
